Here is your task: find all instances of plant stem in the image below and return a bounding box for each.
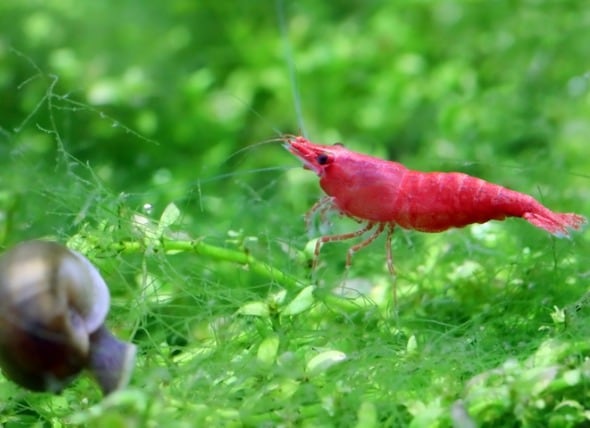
[110,238,304,290]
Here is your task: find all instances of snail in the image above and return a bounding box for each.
[0,240,136,394]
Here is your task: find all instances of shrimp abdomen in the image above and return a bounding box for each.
[394,171,586,236]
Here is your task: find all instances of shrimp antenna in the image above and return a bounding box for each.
[223,137,288,163]
[276,0,308,137]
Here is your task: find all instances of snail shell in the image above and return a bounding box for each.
[0,240,136,394]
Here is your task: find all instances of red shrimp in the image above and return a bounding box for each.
[284,135,586,277]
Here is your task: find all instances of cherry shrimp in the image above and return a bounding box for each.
[272,0,585,284]
[284,135,587,278]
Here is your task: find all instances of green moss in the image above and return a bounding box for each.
[0,0,588,425]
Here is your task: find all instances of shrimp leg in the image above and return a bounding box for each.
[345,223,386,270]
[385,224,397,307]
[316,222,395,302]
[312,221,378,271]
[305,196,335,236]
[385,224,396,276]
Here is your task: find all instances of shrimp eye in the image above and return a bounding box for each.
[316,153,330,165]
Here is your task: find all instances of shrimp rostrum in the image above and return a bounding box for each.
[284,136,586,276]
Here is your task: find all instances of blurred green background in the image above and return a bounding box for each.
[0,0,589,425]
[1,0,588,242]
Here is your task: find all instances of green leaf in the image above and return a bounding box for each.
[237,301,270,317]
[408,398,445,428]
[257,334,280,366]
[355,401,378,428]
[157,202,181,236]
[306,350,346,377]
[406,335,418,354]
[270,289,287,306]
[282,285,315,316]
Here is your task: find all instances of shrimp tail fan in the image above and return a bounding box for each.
[523,211,587,238]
